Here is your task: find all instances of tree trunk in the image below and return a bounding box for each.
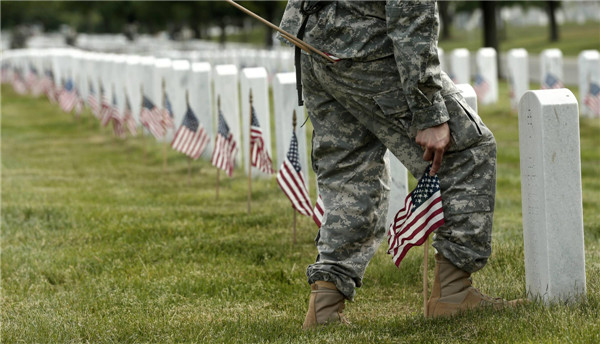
[438,1,452,40]
[547,1,560,42]
[481,1,501,77]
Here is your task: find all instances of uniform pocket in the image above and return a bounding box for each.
[372,88,412,134]
[445,94,484,152]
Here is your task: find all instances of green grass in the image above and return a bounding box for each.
[438,21,600,56]
[2,83,599,343]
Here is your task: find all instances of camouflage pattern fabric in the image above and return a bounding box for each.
[281,1,497,301]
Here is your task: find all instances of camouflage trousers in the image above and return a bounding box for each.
[302,54,497,300]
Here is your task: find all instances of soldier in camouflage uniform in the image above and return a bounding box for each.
[279,0,522,328]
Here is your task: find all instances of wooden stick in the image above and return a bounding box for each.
[224,0,338,64]
[293,210,297,245]
[187,158,192,186]
[161,78,167,172]
[216,95,221,200]
[141,85,147,163]
[247,89,253,215]
[423,237,429,317]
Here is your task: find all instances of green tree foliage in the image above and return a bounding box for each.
[0,1,286,46]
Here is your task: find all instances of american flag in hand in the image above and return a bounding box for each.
[277,132,313,217]
[211,110,238,176]
[387,165,445,268]
[250,106,273,174]
[171,105,210,160]
[140,95,165,139]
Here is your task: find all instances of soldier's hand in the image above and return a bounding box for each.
[415,123,451,176]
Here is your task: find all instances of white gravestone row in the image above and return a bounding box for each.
[273,72,310,188]
[475,48,498,105]
[540,48,564,89]
[507,48,530,110]
[240,67,273,178]
[518,89,586,304]
[578,50,600,118]
[214,64,242,166]
[450,48,470,85]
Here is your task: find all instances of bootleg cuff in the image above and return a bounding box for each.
[307,270,356,301]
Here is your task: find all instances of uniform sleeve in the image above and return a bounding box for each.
[385,0,449,131]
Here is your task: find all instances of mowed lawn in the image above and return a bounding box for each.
[1,83,599,343]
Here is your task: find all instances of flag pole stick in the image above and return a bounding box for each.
[224,0,337,64]
[185,90,192,186]
[161,78,167,172]
[140,85,147,163]
[292,109,298,245]
[423,237,429,317]
[216,95,221,200]
[247,89,253,215]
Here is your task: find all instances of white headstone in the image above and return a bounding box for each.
[189,62,213,159]
[438,47,446,74]
[455,83,478,114]
[214,64,242,166]
[125,55,142,123]
[518,89,586,304]
[273,72,310,187]
[577,50,600,117]
[540,49,564,89]
[475,48,498,104]
[240,67,273,178]
[384,151,409,229]
[450,48,470,84]
[139,56,156,103]
[507,48,530,109]
[170,59,192,129]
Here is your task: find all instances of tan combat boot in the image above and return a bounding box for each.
[302,281,349,330]
[427,254,523,318]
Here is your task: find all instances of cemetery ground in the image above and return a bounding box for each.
[1,82,599,343]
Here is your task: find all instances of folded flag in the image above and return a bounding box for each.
[171,105,210,160]
[277,132,313,217]
[250,105,273,174]
[211,110,238,176]
[387,166,445,268]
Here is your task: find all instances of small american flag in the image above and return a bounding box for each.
[473,74,489,100]
[140,95,165,139]
[161,93,175,130]
[11,70,28,95]
[87,82,100,118]
[26,65,43,96]
[313,194,324,227]
[171,105,210,159]
[250,106,274,174]
[211,111,238,176]
[387,166,445,268]
[584,81,600,116]
[277,132,313,217]
[99,86,113,126]
[123,96,138,136]
[542,73,564,89]
[44,70,58,104]
[109,91,125,138]
[58,79,78,113]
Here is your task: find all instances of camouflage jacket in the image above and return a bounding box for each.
[279,0,450,130]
